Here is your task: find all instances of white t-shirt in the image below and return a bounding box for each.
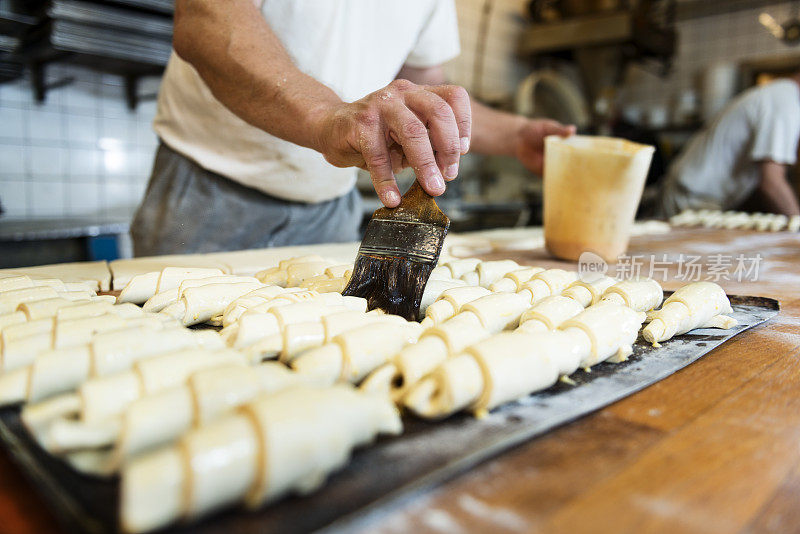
[154,0,461,204]
[661,79,800,214]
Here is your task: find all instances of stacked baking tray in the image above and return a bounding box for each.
[103,0,173,15]
[48,0,172,66]
[0,0,44,81]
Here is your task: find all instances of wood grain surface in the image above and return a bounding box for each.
[1,228,798,534]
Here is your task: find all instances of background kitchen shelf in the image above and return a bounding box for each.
[1,0,173,109]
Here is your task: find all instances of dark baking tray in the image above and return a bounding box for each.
[0,295,780,534]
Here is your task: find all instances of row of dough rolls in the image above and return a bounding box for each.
[81,263,529,482]
[642,281,736,344]
[109,261,736,532]
[3,266,410,524]
[404,303,646,419]
[401,278,736,420]
[670,209,800,232]
[360,272,664,404]
[1,257,740,534]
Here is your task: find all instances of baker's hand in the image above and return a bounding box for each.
[315,79,471,208]
[514,119,576,175]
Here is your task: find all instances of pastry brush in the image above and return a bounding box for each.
[343,179,450,321]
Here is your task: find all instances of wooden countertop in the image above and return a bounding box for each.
[2,228,799,534]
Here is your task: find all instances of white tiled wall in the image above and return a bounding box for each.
[0,63,160,220]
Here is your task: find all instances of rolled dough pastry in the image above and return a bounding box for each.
[142,276,261,313]
[360,312,489,401]
[228,298,365,351]
[0,286,60,314]
[516,268,579,305]
[285,261,336,287]
[403,333,558,419]
[642,281,735,344]
[39,361,308,467]
[458,292,531,332]
[1,313,126,372]
[56,300,143,322]
[418,278,467,319]
[277,255,327,270]
[18,298,87,321]
[600,277,663,311]
[560,303,646,367]
[0,311,26,331]
[276,310,395,363]
[232,289,331,318]
[0,325,216,408]
[361,289,536,402]
[76,348,247,425]
[220,286,300,326]
[240,310,395,364]
[0,261,110,292]
[429,266,455,281]
[404,303,645,419]
[117,271,161,303]
[440,258,481,278]
[324,264,353,279]
[789,215,800,232]
[254,255,331,286]
[0,275,35,292]
[475,260,520,288]
[254,267,286,287]
[561,275,617,307]
[160,281,266,326]
[669,209,799,233]
[28,347,245,453]
[2,318,53,345]
[422,286,492,326]
[291,322,422,385]
[53,314,129,350]
[120,385,400,534]
[299,277,348,294]
[118,268,225,305]
[516,295,585,333]
[115,362,305,463]
[489,267,546,293]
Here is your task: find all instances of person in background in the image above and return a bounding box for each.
[132,0,575,257]
[658,73,800,218]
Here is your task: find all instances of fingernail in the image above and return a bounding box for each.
[445,163,459,180]
[431,172,445,193]
[384,190,400,206]
[460,137,470,154]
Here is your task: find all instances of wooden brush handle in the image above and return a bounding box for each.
[373,180,448,226]
[401,180,430,206]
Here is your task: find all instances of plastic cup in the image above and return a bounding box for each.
[543,135,654,261]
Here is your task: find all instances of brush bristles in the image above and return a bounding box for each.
[343,255,434,321]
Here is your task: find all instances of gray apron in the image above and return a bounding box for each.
[131,142,363,257]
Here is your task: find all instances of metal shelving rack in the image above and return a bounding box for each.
[0,0,174,109]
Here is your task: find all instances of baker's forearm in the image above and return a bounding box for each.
[173,11,472,206]
[172,0,340,151]
[469,100,526,156]
[758,162,800,215]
